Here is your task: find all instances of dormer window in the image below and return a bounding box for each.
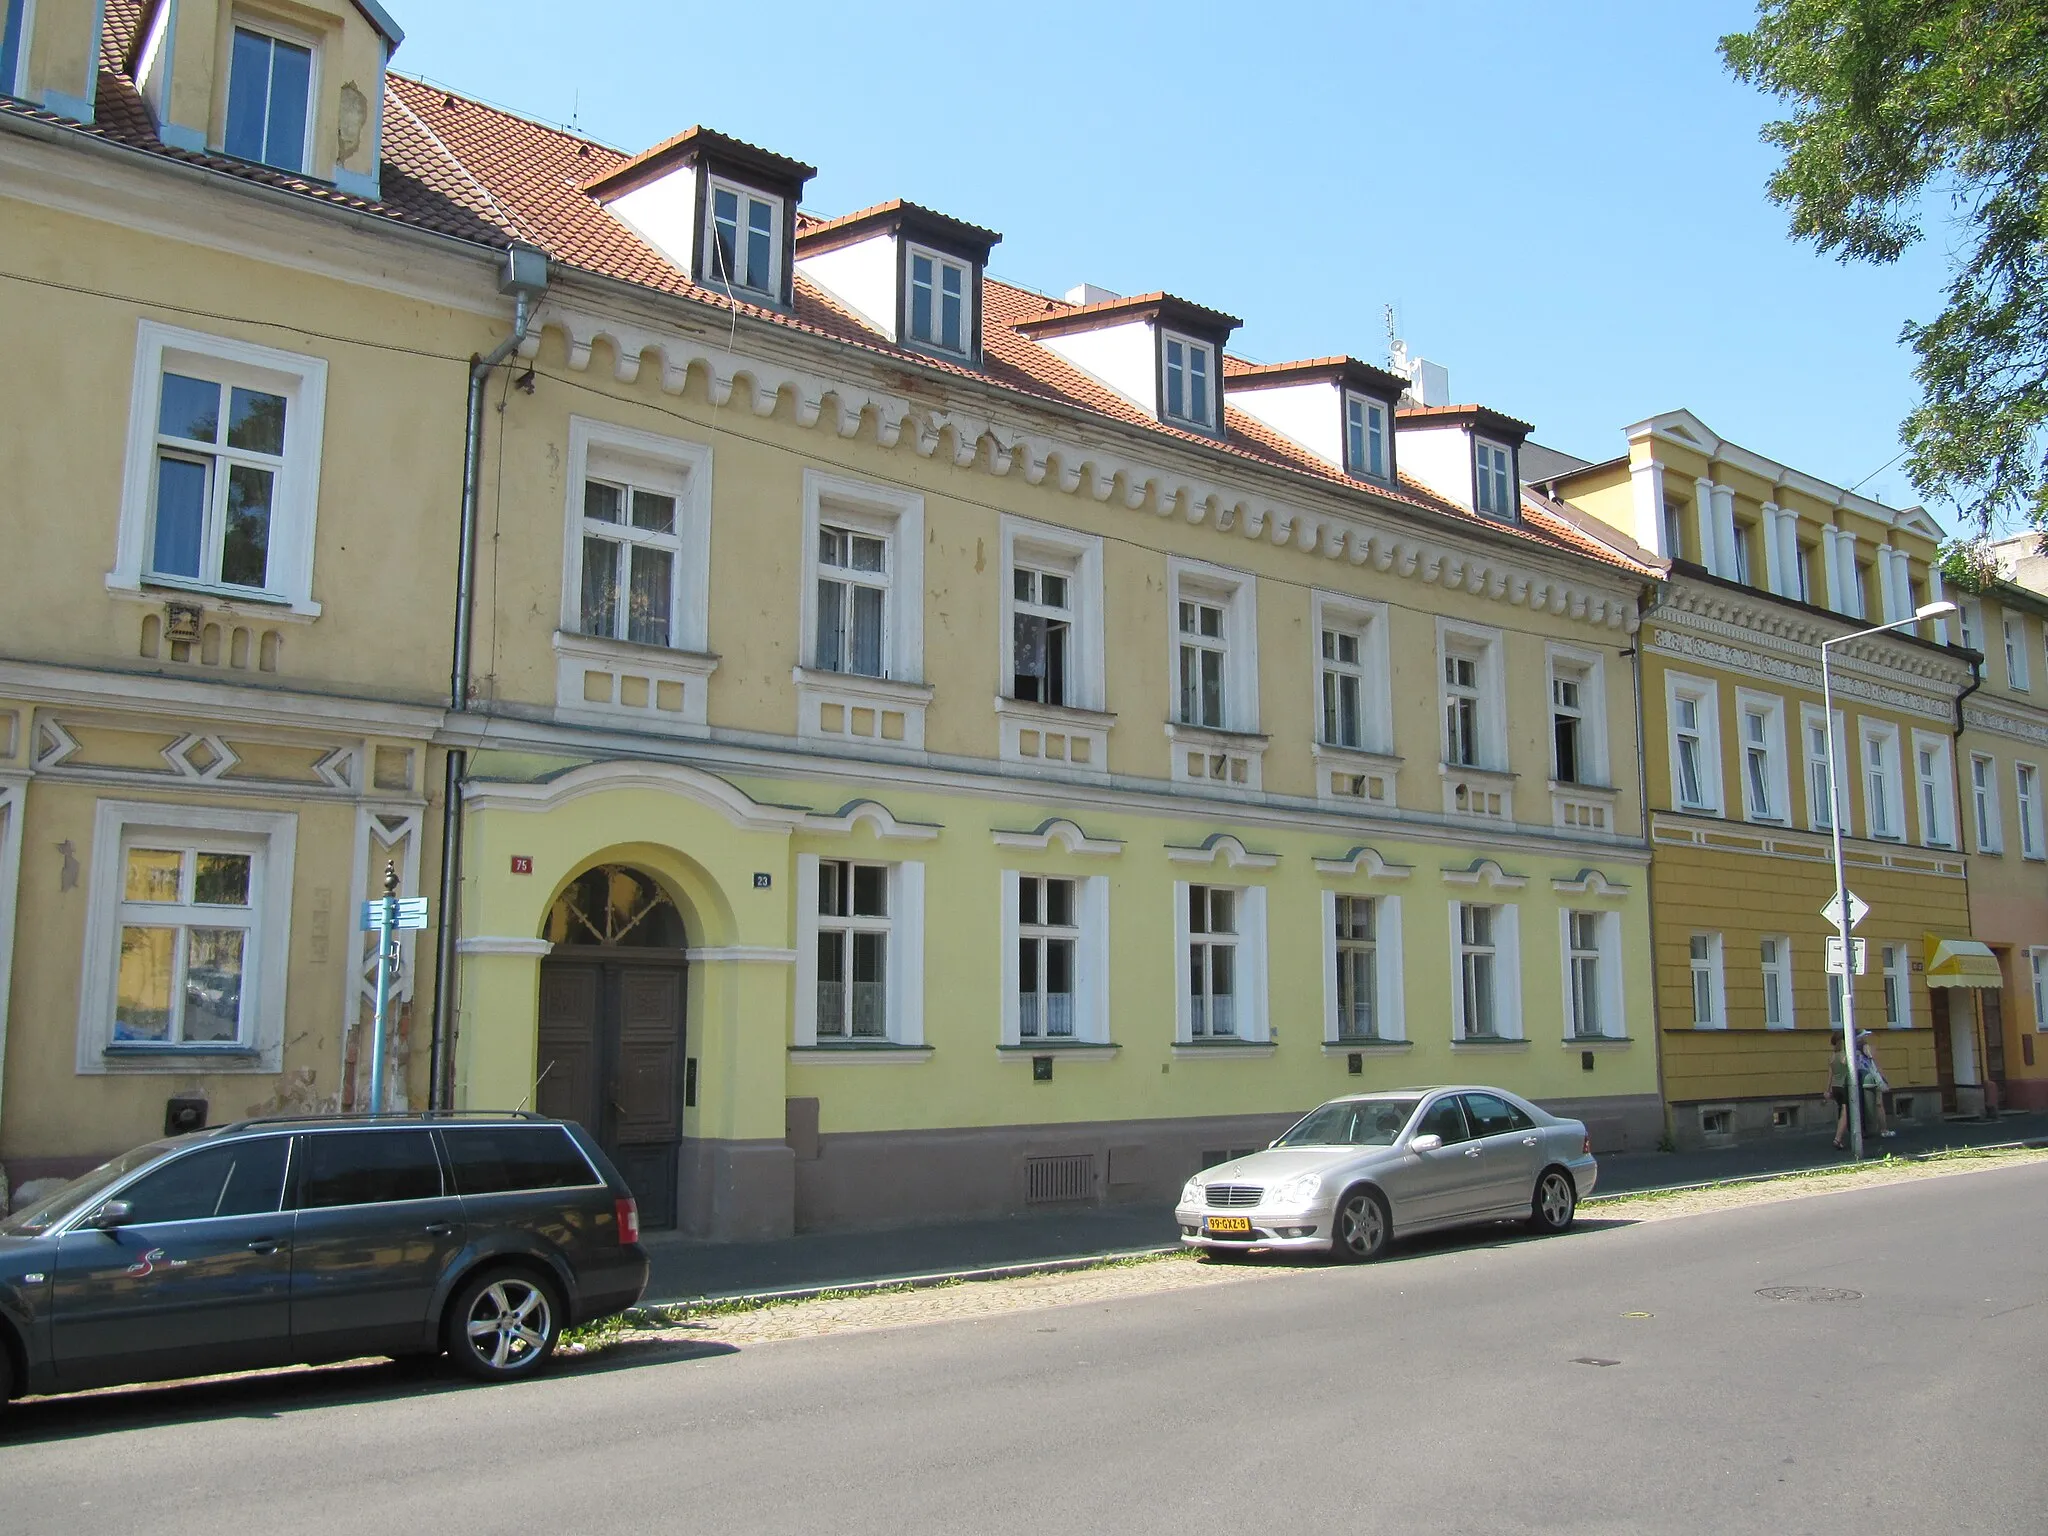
[1346,394,1389,480]
[2,0,27,97]
[225,25,313,173]
[1163,333,1214,429]
[1474,439,1515,519]
[707,180,781,296]
[906,247,970,354]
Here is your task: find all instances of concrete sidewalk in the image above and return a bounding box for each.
[638,1109,2048,1304]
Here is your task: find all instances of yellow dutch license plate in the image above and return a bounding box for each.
[1206,1216,1252,1234]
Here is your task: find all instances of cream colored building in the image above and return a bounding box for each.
[2,0,1662,1237]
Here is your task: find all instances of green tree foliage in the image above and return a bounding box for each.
[1722,3,2048,533]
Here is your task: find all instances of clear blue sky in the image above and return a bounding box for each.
[389,0,1957,522]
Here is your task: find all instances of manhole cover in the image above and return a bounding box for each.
[1571,1357,1621,1367]
[1756,1286,1863,1303]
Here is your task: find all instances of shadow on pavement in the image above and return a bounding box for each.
[0,1336,740,1444]
[1194,1213,1640,1271]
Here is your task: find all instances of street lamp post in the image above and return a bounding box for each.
[1821,600,1957,1160]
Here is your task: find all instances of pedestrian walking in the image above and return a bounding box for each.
[1858,1031,1895,1140]
[1828,1036,1853,1150]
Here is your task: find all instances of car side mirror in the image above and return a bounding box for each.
[1408,1134,1444,1153]
[91,1200,133,1230]
[1267,1139,1281,1150]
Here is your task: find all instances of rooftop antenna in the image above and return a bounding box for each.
[570,89,580,134]
[1384,304,1398,369]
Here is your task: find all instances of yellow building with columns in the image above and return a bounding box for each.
[1548,412,1990,1146]
[3,0,1662,1237]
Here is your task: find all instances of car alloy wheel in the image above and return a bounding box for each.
[1529,1170,1577,1234]
[446,1270,560,1382]
[1332,1187,1390,1263]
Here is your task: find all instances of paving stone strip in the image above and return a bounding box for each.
[594,1147,2048,1353]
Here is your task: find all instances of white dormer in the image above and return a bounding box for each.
[1013,293,1241,437]
[1226,358,1407,484]
[793,202,1001,362]
[130,0,402,198]
[1395,406,1533,521]
[586,127,817,308]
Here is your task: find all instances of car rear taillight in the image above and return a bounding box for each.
[615,1196,641,1245]
[1582,1135,1592,1156]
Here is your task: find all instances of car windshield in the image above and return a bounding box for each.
[0,1140,178,1237]
[1275,1097,1422,1148]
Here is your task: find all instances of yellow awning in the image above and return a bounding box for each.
[1923,933,2004,989]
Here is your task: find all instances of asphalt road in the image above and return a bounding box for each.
[5,1162,2046,1535]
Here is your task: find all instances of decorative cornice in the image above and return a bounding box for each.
[1164,833,1279,870]
[990,817,1123,857]
[1647,629,1955,723]
[1311,846,1413,880]
[803,797,942,841]
[1441,858,1528,891]
[1551,869,1629,897]
[686,946,799,964]
[1657,579,1970,690]
[456,936,554,957]
[1962,702,2048,748]
[527,302,1643,635]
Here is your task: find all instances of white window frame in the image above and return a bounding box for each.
[1760,935,1794,1030]
[1735,689,1789,824]
[1971,752,2003,853]
[1881,942,1912,1029]
[793,853,924,1047]
[999,871,1109,1046]
[112,321,329,615]
[2006,614,2032,692]
[77,799,296,1075]
[2029,948,2048,1031]
[223,17,320,175]
[1560,908,1623,1040]
[1172,881,1269,1043]
[1801,703,1852,834]
[2018,762,2044,860]
[703,175,784,298]
[1322,890,1404,1043]
[798,470,924,684]
[1167,558,1258,733]
[1912,730,1956,848]
[559,417,713,654]
[1312,592,1392,754]
[1688,932,1727,1030]
[1957,599,1981,653]
[1438,619,1507,772]
[903,243,973,356]
[1344,393,1389,481]
[1546,644,1610,788]
[1666,674,1723,814]
[1160,331,1217,429]
[999,517,1106,712]
[1860,719,1906,842]
[1449,900,1521,1041]
[1473,437,1514,520]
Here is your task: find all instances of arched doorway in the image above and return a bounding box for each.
[537,865,689,1229]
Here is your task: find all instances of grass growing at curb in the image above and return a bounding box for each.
[1586,1143,2046,1208]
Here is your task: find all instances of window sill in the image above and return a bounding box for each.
[101,1042,264,1068]
[110,578,321,623]
[791,667,935,705]
[1171,1039,1275,1059]
[1165,723,1270,791]
[554,630,719,732]
[789,1043,934,1065]
[1440,761,1515,785]
[998,1042,1119,1060]
[1550,779,1617,799]
[1449,1036,1530,1052]
[105,1041,261,1056]
[1322,1039,1411,1055]
[1313,743,1401,807]
[1564,1036,1634,1053]
[793,668,934,752]
[995,696,1114,774]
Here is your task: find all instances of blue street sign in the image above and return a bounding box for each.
[361,897,430,931]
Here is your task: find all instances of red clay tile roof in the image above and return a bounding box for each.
[10,8,1647,582]
[582,124,815,200]
[795,198,1002,254]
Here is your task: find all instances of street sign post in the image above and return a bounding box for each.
[1820,889,1869,932]
[1824,936,1868,976]
[358,863,428,1115]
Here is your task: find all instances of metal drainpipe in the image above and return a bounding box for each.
[428,247,547,1111]
[1630,578,1672,1147]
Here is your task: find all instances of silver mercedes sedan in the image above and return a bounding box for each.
[1175,1086,1598,1261]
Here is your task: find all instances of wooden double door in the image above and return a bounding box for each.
[536,953,688,1229]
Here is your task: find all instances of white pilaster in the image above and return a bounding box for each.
[0,774,25,1132]
[1629,459,1668,557]
[1928,565,1950,644]
[1711,483,1739,582]
[1694,477,1719,576]
[1760,503,1785,596]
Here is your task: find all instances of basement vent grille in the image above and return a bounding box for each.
[1025,1154,1095,1204]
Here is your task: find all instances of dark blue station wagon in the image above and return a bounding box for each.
[0,1113,649,1403]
